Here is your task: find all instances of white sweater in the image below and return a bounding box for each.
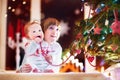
[21,40,62,73]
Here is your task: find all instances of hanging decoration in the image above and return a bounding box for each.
[110,9,120,35]
[93,25,102,34]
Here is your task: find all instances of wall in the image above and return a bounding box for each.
[0,0,7,70]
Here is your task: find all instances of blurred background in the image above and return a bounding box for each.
[1,0,120,73]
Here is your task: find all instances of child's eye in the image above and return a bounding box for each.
[38,29,41,32]
[56,28,59,31]
[33,31,36,33]
[49,26,54,30]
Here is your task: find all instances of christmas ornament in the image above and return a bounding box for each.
[110,20,120,35]
[83,31,89,36]
[93,26,102,34]
[110,44,118,52]
[75,49,81,54]
[110,9,120,35]
[99,35,106,41]
[108,27,112,34]
[101,26,108,35]
[75,33,83,40]
[87,56,94,62]
[112,0,120,4]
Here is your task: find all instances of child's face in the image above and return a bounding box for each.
[28,24,44,43]
[44,25,61,43]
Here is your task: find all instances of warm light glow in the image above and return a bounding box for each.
[12,0,15,2]
[23,1,26,5]
[75,8,80,15]
[101,66,104,73]
[81,7,83,11]
[8,6,11,10]
[12,9,15,12]
[105,19,109,26]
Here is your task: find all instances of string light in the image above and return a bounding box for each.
[12,0,15,2]
[12,8,15,12]
[81,0,84,2]
[23,1,26,5]
[7,0,29,16]
[75,8,80,15]
[81,7,83,11]
[8,6,12,10]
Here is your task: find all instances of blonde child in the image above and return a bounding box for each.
[17,21,44,73]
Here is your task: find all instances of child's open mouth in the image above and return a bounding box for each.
[36,36,41,38]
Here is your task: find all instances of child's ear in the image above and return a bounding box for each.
[25,34,29,39]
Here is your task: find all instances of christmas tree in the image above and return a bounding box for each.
[64,0,120,66]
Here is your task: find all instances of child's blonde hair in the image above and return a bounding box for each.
[24,20,40,38]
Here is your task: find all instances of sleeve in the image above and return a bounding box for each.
[25,41,40,54]
[18,41,40,72]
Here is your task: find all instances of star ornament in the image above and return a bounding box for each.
[93,27,102,34]
[110,20,120,35]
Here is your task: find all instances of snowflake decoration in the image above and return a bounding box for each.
[60,21,70,37]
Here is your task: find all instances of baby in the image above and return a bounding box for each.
[18,20,45,73]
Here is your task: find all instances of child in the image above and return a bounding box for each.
[40,17,62,72]
[17,20,45,73]
[19,18,62,73]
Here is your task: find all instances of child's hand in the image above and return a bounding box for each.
[45,54,52,63]
[33,68,39,73]
[20,64,32,73]
[44,69,54,73]
[38,49,42,53]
